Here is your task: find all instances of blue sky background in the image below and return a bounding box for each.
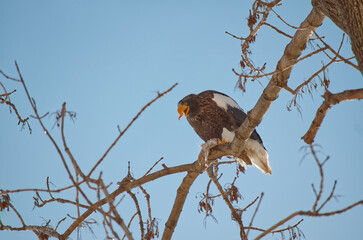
[1,1,362,239]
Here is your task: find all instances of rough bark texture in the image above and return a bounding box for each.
[209,8,326,160]
[312,0,363,74]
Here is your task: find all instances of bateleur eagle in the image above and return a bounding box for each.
[178,90,272,174]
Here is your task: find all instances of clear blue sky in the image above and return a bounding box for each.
[1,1,362,239]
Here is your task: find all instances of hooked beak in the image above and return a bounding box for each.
[177,103,190,120]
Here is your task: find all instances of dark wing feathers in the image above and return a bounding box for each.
[181,90,265,149]
[202,91,266,148]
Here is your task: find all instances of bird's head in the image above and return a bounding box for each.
[177,94,198,120]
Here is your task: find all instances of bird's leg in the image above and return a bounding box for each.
[217,138,228,144]
[199,138,219,167]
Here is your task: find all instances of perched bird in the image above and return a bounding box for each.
[177,90,272,174]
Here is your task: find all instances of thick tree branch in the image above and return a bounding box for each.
[161,171,201,240]
[302,88,363,144]
[312,0,363,73]
[161,150,207,240]
[209,8,326,160]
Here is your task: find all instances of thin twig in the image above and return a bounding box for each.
[207,169,247,240]
[0,181,85,196]
[127,190,144,240]
[318,180,338,212]
[88,83,178,177]
[143,157,164,177]
[314,32,359,70]
[14,61,93,207]
[246,192,264,237]
[264,22,293,38]
[0,70,21,82]
[271,8,309,30]
[255,200,363,239]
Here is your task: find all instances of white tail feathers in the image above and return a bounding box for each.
[242,139,272,174]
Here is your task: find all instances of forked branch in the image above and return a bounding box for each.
[302,88,363,144]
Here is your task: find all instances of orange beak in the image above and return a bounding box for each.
[177,103,190,120]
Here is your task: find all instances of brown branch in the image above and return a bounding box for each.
[143,157,164,177]
[241,196,259,214]
[310,145,324,212]
[285,57,334,95]
[241,0,283,72]
[55,217,67,231]
[14,61,93,208]
[225,31,246,40]
[127,190,144,240]
[88,83,178,177]
[0,89,16,98]
[244,219,304,234]
[61,162,196,239]
[9,203,26,227]
[209,8,326,161]
[271,8,308,30]
[122,213,138,240]
[103,216,121,240]
[99,180,134,240]
[302,88,363,144]
[246,192,264,237]
[161,159,203,240]
[264,22,293,38]
[0,69,21,82]
[138,185,153,224]
[255,200,363,239]
[0,81,9,102]
[60,102,84,177]
[0,224,61,239]
[0,96,30,125]
[312,0,363,73]
[233,46,328,80]
[314,32,358,70]
[318,180,337,212]
[34,196,90,209]
[0,181,85,196]
[284,33,345,96]
[207,169,247,240]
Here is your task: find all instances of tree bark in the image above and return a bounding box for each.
[208,8,326,160]
[312,0,363,74]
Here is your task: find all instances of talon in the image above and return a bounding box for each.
[217,138,228,144]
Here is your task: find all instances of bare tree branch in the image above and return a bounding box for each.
[61,162,196,239]
[207,169,247,240]
[302,88,363,144]
[312,0,363,73]
[88,83,178,177]
[208,8,326,160]
[161,153,205,240]
[255,200,363,239]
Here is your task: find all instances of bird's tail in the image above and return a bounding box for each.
[242,139,272,174]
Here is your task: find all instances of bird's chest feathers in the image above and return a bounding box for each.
[187,107,235,141]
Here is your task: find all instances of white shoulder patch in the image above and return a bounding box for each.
[212,93,242,111]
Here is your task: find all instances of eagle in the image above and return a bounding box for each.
[177,90,272,174]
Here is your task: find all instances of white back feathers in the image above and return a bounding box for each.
[212,93,243,112]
